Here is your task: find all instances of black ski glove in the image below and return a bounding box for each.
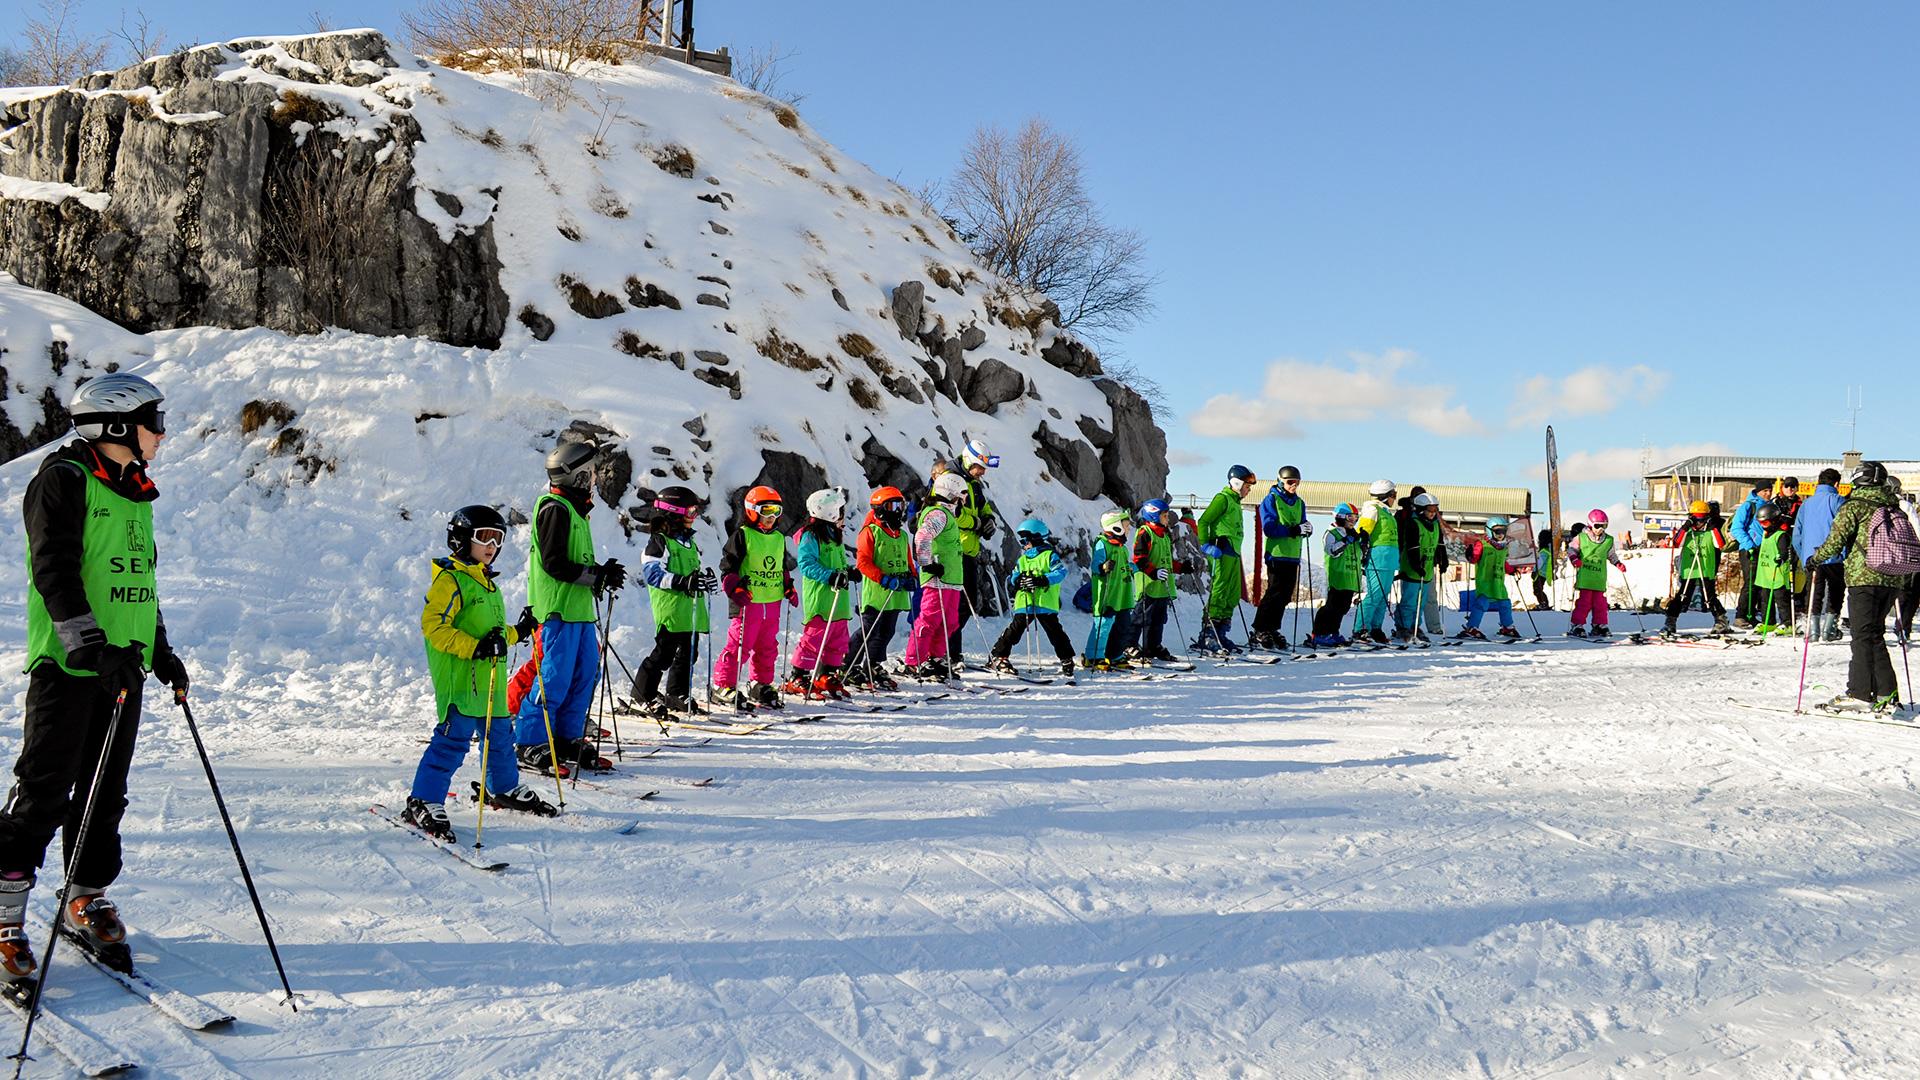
[150,646,190,695]
[594,559,627,593]
[1014,573,1044,592]
[90,644,146,688]
[64,625,109,673]
[514,606,539,639]
[694,568,719,594]
[827,570,851,590]
[473,628,509,660]
[922,561,945,580]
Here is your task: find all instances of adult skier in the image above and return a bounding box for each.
[1661,500,1730,637]
[404,506,552,844]
[0,374,189,978]
[1355,480,1400,645]
[712,486,797,710]
[1792,468,1846,642]
[986,519,1075,678]
[1805,460,1914,714]
[514,441,625,775]
[633,487,716,717]
[1251,466,1310,650]
[844,487,914,691]
[1729,482,1769,629]
[1395,492,1443,643]
[1195,465,1255,651]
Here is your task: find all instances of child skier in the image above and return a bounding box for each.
[1751,503,1796,635]
[1129,498,1187,661]
[1567,509,1627,638]
[633,487,716,718]
[1085,510,1137,671]
[785,488,855,700]
[406,506,554,842]
[988,519,1075,677]
[1196,465,1256,651]
[1395,492,1443,643]
[1662,500,1730,637]
[514,440,626,777]
[713,486,797,710]
[1531,529,1553,610]
[903,472,970,680]
[1455,516,1525,640]
[1310,503,1363,648]
[844,487,913,691]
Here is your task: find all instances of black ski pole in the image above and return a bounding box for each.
[11,685,133,1077]
[174,692,297,1010]
[1508,573,1544,641]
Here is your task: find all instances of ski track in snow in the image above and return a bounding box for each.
[0,603,1912,1076]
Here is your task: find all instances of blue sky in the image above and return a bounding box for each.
[18,1,1917,522]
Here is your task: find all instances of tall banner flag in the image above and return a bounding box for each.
[1546,426,1563,586]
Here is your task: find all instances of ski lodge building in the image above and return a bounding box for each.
[1634,451,1920,540]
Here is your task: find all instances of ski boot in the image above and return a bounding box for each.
[565,738,613,773]
[1710,617,1731,637]
[1591,626,1611,639]
[0,873,34,981]
[402,797,455,841]
[1247,630,1282,650]
[748,682,784,710]
[709,685,752,713]
[59,890,131,973]
[1732,616,1755,631]
[1106,655,1135,672]
[639,697,674,723]
[1659,620,1679,640]
[1213,622,1242,652]
[779,670,814,698]
[1082,656,1111,672]
[1496,626,1522,639]
[1367,630,1392,646]
[1820,694,1874,715]
[1058,658,1075,678]
[1457,627,1487,641]
[474,782,560,816]
[913,658,953,682]
[986,655,1018,676]
[871,670,900,692]
[663,693,706,716]
[1566,625,1588,638]
[516,743,573,779]
[811,673,850,701]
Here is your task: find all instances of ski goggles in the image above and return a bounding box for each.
[752,503,784,521]
[131,402,166,435]
[654,498,699,517]
[471,527,506,548]
[1590,522,1608,531]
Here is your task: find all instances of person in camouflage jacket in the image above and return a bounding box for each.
[1807,465,1912,710]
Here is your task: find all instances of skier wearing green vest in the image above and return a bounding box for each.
[1128,498,1189,661]
[1251,465,1311,650]
[1309,502,1364,647]
[1661,500,1731,637]
[1085,510,1137,671]
[403,506,553,844]
[783,488,856,700]
[1455,516,1526,640]
[0,374,188,980]
[1751,504,1797,636]
[632,486,716,718]
[1355,479,1401,644]
[987,519,1075,677]
[903,472,970,679]
[1195,465,1256,652]
[844,486,914,691]
[1567,508,1627,638]
[513,440,626,776]
[713,485,798,711]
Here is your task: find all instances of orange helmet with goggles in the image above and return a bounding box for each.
[744,485,784,527]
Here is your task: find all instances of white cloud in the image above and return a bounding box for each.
[1529,441,1736,483]
[1165,448,1211,467]
[1508,364,1670,428]
[1189,349,1486,440]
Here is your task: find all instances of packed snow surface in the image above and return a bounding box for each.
[0,587,1913,1076]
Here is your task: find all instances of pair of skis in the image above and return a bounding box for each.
[3,927,237,1076]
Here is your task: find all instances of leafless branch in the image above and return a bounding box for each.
[15,0,112,85]
[732,42,804,106]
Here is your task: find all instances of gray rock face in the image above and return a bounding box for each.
[0,32,508,347]
[858,435,924,501]
[729,449,826,536]
[1041,335,1103,378]
[962,357,1025,415]
[1093,377,1168,508]
[889,280,925,339]
[1032,422,1105,501]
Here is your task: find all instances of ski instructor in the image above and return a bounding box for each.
[0,374,189,979]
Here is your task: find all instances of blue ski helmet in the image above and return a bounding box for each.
[1016,517,1050,545]
[1227,464,1254,483]
[1486,515,1510,532]
[1139,498,1170,524]
[1333,502,1357,522]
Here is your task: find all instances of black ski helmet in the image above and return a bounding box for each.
[655,485,704,511]
[1277,465,1301,481]
[1851,460,1889,488]
[447,504,508,555]
[1228,464,1254,483]
[546,439,598,488]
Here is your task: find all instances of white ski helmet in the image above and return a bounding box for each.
[1411,492,1438,509]
[933,472,968,502]
[1100,510,1130,536]
[959,438,999,471]
[1368,478,1395,497]
[69,373,164,444]
[805,487,848,521]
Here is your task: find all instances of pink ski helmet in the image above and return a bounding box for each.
[1587,508,1610,527]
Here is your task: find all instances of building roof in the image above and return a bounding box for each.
[1645,454,1920,479]
[1240,481,1531,517]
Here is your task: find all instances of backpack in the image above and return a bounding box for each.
[1865,506,1920,576]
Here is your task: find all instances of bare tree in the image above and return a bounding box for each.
[112,6,166,64]
[403,0,653,72]
[944,117,1156,345]
[261,133,391,331]
[0,47,29,85]
[15,0,112,85]
[732,42,803,106]
[309,10,337,32]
